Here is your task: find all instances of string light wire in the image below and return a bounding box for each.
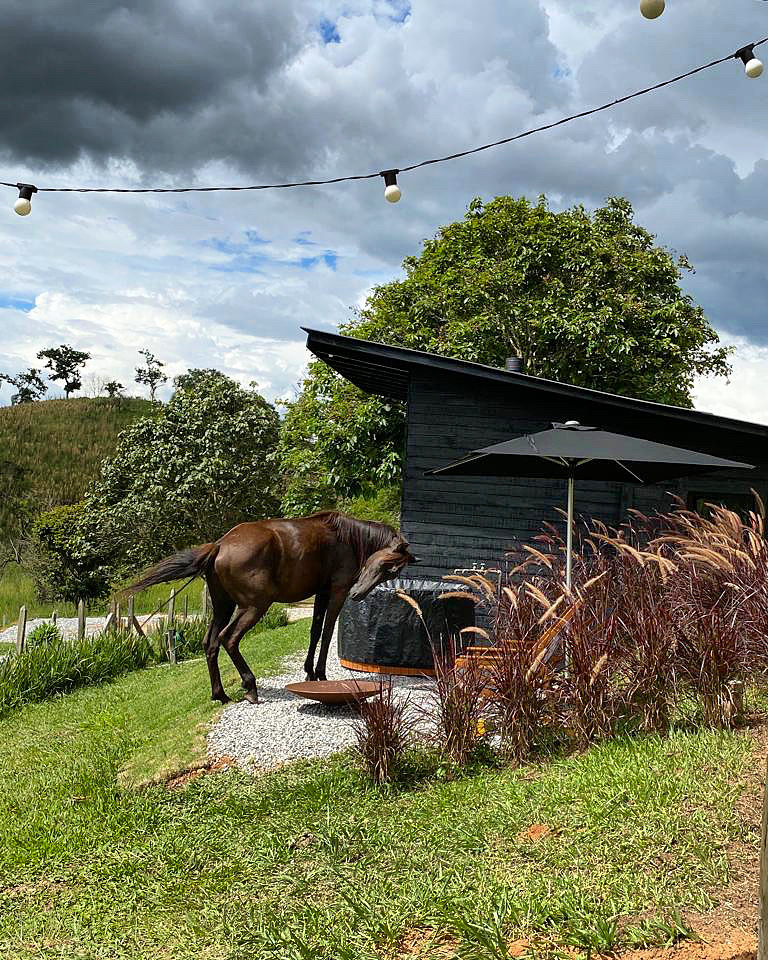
[1,36,766,201]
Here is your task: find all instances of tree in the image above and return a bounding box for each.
[0,368,48,404]
[278,195,732,513]
[36,344,90,397]
[32,370,281,599]
[135,349,168,401]
[29,503,113,603]
[104,380,124,398]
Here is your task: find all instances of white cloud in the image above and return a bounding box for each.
[1,0,768,427]
[694,335,768,426]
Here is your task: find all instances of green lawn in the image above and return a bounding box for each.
[0,614,758,960]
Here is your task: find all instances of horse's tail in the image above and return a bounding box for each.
[124,542,220,597]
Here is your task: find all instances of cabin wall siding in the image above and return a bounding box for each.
[400,371,767,580]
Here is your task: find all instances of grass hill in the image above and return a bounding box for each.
[0,396,156,622]
[0,395,155,516]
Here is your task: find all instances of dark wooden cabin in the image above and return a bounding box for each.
[304,328,768,580]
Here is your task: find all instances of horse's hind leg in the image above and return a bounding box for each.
[219,603,270,704]
[205,576,236,704]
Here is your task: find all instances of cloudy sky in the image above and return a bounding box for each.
[2,0,768,422]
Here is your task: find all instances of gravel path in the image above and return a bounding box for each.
[207,638,436,772]
[0,614,171,644]
[0,606,312,646]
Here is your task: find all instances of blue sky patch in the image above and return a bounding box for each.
[319,18,340,43]
[0,295,34,312]
[297,250,338,271]
[389,2,411,23]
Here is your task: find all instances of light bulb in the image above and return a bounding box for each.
[736,45,764,79]
[14,183,37,217]
[640,0,665,18]
[380,169,402,204]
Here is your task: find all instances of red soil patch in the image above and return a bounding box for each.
[164,755,235,790]
[517,822,554,843]
[618,925,755,960]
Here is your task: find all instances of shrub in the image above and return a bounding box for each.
[353,681,412,786]
[29,502,113,603]
[448,497,768,745]
[0,629,155,717]
[26,622,62,648]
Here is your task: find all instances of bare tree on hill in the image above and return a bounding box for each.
[134,349,167,402]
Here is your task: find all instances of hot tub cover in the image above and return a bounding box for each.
[338,577,475,672]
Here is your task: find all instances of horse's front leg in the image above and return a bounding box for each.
[304,588,328,681]
[313,585,348,682]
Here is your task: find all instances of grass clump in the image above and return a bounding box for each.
[25,620,61,648]
[353,680,412,786]
[0,629,155,716]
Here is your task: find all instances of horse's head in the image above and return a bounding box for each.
[348,538,420,601]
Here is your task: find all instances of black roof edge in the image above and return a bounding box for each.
[303,327,768,439]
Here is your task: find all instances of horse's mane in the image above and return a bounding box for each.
[318,511,402,568]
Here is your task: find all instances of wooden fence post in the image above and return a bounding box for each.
[761,754,768,960]
[51,610,57,626]
[127,596,135,634]
[103,600,116,633]
[166,628,177,665]
[77,599,86,642]
[202,582,210,617]
[168,589,175,627]
[16,605,26,654]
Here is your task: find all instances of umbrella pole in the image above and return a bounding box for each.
[564,471,575,679]
[566,471,575,593]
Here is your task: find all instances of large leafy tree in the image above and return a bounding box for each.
[279,195,731,513]
[32,369,281,600]
[37,344,90,397]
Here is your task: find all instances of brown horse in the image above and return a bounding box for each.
[127,512,418,703]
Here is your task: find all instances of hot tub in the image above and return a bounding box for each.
[338,577,476,676]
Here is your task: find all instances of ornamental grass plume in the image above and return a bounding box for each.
[593,524,680,734]
[428,641,489,767]
[396,589,489,768]
[485,582,568,763]
[654,498,767,726]
[353,680,412,786]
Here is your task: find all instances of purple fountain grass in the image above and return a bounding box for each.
[353,680,413,786]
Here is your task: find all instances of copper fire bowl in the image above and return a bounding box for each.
[284,680,382,705]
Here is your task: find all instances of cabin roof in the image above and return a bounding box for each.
[302,327,768,462]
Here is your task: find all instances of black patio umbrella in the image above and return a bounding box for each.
[427,420,754,590]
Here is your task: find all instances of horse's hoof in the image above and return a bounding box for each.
[243,690,260,705]
[213,694,231,705]
[305,672,316,682]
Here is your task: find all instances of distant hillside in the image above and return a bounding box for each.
[0,397,156,530]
